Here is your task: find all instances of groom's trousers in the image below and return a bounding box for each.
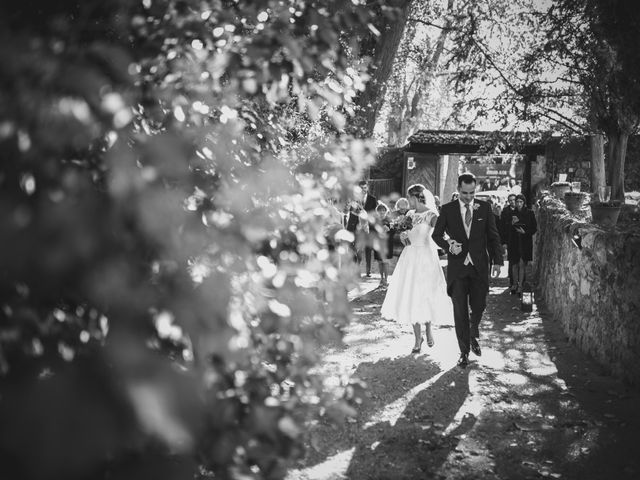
[451,264,487,354]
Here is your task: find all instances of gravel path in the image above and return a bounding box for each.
[288,265,640,480]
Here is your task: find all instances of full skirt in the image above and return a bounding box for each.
[381,245,453,326]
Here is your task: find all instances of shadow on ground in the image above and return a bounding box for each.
[290,274,640,480]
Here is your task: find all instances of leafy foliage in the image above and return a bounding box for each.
[435,0,639,199]
[0,1,383,479]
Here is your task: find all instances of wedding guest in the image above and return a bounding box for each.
[508,194,537,296]
[500,193,517,292]
[394,197,410,215]
[327,198,344,230]
[388,197,410,256]
[490,196,502,226]
[359,180,378,277]
[325,198,348,268]
[344,200,362,263]
[512,180,522,194]
[375,202,391,287]
[451,192,459,202]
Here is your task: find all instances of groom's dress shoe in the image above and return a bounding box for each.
[457,353,469,368]
[470,338,482,356]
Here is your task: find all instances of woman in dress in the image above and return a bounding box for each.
[381,185,453,353]
[507,194,537,296]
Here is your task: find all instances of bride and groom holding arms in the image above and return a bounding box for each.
[381,173,503,368]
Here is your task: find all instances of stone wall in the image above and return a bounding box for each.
[544,137,592,190]
[543,135,640,193]
[625,136,640,192]
[533,196,640,384]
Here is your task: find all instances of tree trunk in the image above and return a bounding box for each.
[395,0,455,144]
[522,153,534,206]
[442,154,460,202]
[351,0,413,139]
[590,133,606,193]
[386,79,411,145]
[608,131,628,201]
[438,155,449,198]
[606,132,617,185]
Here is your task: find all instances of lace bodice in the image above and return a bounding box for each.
[407,209,437,247]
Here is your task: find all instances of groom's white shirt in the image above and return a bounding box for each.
[458,199,474,265]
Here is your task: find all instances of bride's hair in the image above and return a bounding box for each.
[407,183,438,213]
[407,184,426,204]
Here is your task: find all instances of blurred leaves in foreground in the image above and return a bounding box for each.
[0,0,387,478]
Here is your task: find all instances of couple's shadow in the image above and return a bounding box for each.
[301,355,472,479]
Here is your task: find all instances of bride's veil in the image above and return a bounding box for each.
[421,188,438,215]
[407,183,438,214]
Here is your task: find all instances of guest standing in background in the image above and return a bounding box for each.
[359,180,378,277]
[507,194,537,296]
[344,200,362,264]
[375,202,391,287]
[500,193,517,292]
[387,197,410,260]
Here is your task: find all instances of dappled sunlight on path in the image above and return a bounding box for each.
[289,266,640,480]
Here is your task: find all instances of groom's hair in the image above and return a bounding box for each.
[458,173,477,187]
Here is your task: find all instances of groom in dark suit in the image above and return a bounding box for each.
[432,173,503,367]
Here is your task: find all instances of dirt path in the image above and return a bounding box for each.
[288,268,640,480]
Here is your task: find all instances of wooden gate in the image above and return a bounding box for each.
[368,178,395,198]
[403,152,439,196]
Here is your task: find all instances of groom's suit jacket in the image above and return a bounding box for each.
[432,199,503,294]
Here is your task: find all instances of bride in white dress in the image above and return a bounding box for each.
[381,184,453,353]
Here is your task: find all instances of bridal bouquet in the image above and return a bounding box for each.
[391,214,413,245]
[390,214,412,232]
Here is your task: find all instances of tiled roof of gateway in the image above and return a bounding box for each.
[407,129,549,146]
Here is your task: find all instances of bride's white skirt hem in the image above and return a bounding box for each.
[380,245,453,326]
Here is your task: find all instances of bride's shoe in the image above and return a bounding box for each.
[411,337,424,354]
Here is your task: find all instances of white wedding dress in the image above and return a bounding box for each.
[381,209,453,326]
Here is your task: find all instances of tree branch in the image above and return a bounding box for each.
[407,17,459,32]
[463,36,586,132]
[533,107,586,134]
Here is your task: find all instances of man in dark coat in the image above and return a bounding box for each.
[500,193,517,291]
[359,180,377,277]
[432,173,503,367]
[344,200,361,263]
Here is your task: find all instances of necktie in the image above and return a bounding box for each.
[465,204,472,227]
